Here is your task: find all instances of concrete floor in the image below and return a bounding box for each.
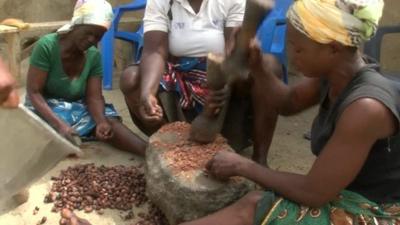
[0,74,316,225]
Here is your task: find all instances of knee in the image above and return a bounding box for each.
[241,191,264,206]
[107,117,121,127]
[120,66,140,95]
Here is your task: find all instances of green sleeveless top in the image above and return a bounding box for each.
[311,67,400,204]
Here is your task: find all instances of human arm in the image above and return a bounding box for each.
[224,27,239,56]
[223,5,319,116]
[0,58,19,107]
[245,43,319,164]
[26,66,75,137]
[137,31,168,122]
[207,98,397,207]
[249,41,320,115]
[85,76,113,140]
[223,0,244,55]
[140,31,168,99]
[136,0,171,122]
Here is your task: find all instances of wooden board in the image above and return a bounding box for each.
[0,25,18,34]
[0,17,142,83]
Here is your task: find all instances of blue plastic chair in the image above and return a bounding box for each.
[364,25,400,76]
[101,0,147,90]
[257,0,293,84]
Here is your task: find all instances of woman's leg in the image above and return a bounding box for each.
[180,191,263,225]
[250,55,283,166]
[105,118,147,156]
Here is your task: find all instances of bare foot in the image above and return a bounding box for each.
[60,209,92,225]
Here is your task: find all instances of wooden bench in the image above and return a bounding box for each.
[0,18,141,83]
[0,21,69,82]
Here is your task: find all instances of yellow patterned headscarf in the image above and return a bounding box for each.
[58,0,114,33]
[287,0,384,46]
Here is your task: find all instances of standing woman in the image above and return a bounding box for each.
[120,0,283,165]
[26,0,146,155]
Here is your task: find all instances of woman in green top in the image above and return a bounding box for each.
[25,0,146,155]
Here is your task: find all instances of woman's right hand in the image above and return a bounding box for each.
[57,123,77,141]
[138,94,163,123]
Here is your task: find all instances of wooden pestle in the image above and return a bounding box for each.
[190,53,229,143]
[222,0,273,82]
[190,0,273,144]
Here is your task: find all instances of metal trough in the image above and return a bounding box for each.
[0,106,81,212]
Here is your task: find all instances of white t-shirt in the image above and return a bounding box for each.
[143,0,245,57]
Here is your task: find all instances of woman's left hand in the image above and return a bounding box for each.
[206,151,251,181]
[204,85,230,116]
[96,121,114,141]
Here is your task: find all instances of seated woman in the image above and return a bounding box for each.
[120,0,282,165]
[25,0,146,155]
[180,0,400,224]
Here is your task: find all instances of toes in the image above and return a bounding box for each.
[70,216,80,225]
[61,208,73,219]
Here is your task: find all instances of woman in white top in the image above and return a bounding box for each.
[120,0,282,165]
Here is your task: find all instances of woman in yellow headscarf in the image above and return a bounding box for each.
[25,0,147,155]
[178,0,400,224]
